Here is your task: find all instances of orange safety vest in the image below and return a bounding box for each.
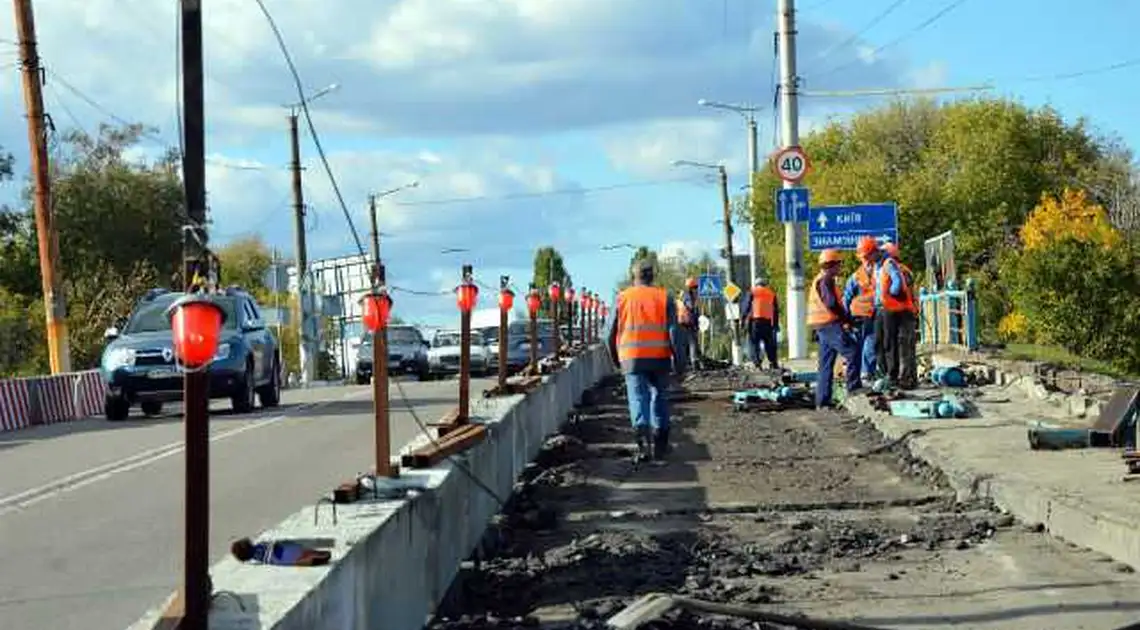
[750,286,776,321]
[849,263,875,318]
[807,272,842,328]
[616,285,672,363]
[880,258,916,314]
[676,296,690,324]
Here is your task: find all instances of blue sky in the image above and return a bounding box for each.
[1,0,1138,327]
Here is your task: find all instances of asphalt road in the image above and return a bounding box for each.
[0,376,496,630]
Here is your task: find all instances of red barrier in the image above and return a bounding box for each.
[0,370,108,433]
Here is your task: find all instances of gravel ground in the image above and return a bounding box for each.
[427,371,1140,630]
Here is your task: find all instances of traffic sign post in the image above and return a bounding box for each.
[807,203,899,252]
[772,145,810,184]
[775,187,810,223]
[697,273,724,300]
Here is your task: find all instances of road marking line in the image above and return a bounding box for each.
[0,388,370,516]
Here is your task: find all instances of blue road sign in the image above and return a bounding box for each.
[775,187,810,223]
[807,203,899,252]
[697,273,724,299]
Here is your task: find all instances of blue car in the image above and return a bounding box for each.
[505,319,556,373]
[99,287,282,420]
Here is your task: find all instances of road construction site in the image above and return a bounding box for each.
[427,367,1140,630]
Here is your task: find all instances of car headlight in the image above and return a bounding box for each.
[213,343,232,361]
[103,347,136,370]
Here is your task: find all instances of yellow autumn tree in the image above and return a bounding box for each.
[1020,187,1121,251]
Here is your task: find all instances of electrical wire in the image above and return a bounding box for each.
[805,0,910,72]
[809,0,969,82]
[390,176,705,207]
[1009,56,1140,84]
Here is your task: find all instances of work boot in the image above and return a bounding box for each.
[634,425,652,462]
[652,427,671,460]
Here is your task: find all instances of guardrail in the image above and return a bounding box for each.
[0,370,106,432]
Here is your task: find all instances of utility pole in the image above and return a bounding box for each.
[14,0,71,374]
[368,194,381,282]
[777,0,808,360]
[177,1,209,629]
[289,112,314,385]
[718,165,742,366]
[747,116,760,285]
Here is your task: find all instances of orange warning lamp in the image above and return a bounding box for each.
[166,294,225,368]
[565,287,576,304]
[362,291,392,332]
[579,290,590,308]
[548,282,561,302]
[526,289,541,316]
[456,281,479,313]
[498,288,515,311]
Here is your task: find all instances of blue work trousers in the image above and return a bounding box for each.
[851,316,877,380]
[815,323,862,408]
[624,370,670,432]
[748,319,779,369]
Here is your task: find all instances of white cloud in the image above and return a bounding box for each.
[660,240,710,261]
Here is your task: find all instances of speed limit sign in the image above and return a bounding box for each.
[772,146,810,184]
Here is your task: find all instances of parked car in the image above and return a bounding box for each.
[355,325,430,384]
[427,329,492,377]
[478,325,501,372]
[99,287,282,421]
[505,319,557,372]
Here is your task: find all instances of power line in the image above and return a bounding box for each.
[806,0,910,72]
[1010,56,1140,84]
[390,176,704,207]
[810,0,969,82]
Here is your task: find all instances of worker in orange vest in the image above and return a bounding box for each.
[739,276,779,370]
[678,277,703,370]
[874,242,918,389]
[606,259,678,461]
[842,236,882,383]
[808,249,861,409]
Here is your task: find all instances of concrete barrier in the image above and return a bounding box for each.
[0,370,106,432]
[128,345,615,630]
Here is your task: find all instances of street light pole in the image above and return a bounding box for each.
[777,0,808,360]
[698,99,762,287]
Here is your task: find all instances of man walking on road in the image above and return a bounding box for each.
[739,276,779,370]
[843,236,881,384]
[678,277,703,370]
[607,260,678,461]
[809,249,861,409]
[875,242,918,389]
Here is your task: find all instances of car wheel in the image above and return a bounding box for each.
[417,367,432,381]
[231,362,256,413]
[105,396,130,421]
[140,401,164,417]
[356,374,370,385]
[257,358,282,408]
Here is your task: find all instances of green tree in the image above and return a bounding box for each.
[742,97,1132,340]
[530,246,571,318]
[217,236,276,297]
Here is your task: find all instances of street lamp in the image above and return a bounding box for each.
[601,243,638,251]
[698,98,763,287]
[671,159,742,367]
[284,82,340,111]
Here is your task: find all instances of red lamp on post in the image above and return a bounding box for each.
[526,286,541,372]
[498,287,515,311]
[548,281,561,303]
[456,280,479,313]
[526,289,541,316]
[167,294,226,368]
[564,287,576,345]
[361,288,396,478]
[362,291,393,332]
[548,282,562,356]
[580,291,591,343]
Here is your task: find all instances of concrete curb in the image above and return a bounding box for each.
[844,394,1140,571]
[127,346,615,630]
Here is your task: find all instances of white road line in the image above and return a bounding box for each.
[0,388,371,516]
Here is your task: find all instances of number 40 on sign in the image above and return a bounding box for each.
[772,146,810,184]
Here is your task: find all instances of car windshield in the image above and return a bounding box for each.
[509,321,555,337]
[123,295,239,334]
[433,333,461,347]
[480,327,499,343]
[388,328,422,344]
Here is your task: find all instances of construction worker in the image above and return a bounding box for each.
[673,290,691,373]
[607,260,678,461]
[808,249,861,409]
[875,242,918,389]
[739,276,779,370]
[679,277,702,370]
[843,236,881,383]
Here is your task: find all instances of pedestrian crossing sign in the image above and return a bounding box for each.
[723,281,741,302]
[697,273,723,299]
